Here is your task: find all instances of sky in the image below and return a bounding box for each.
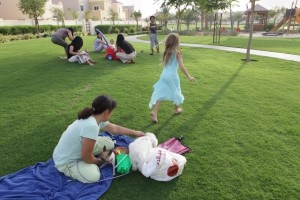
[117,0,295,18]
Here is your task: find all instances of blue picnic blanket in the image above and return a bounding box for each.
[0,132,134,200]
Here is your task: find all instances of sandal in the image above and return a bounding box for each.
[174,107,183,114]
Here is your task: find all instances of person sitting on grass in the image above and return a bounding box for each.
[93,32,107,52]
[115,33,136,64]
[109,38,116,52]
[67,36,96,66]
[53,94,145,183]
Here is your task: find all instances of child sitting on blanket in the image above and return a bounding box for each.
[67,36,96,66]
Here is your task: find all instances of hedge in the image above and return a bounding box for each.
[0,25,82,35]
[94,24,141,34]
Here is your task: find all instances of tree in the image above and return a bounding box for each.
[132,10,142,31]
[160,0,193,31]
[193,0,229,31]
[227,0,239,32]
[18,0,47,35]
[202,0,228,11]
[182,9,198,31]
[159,5,171,33]
[246,0,256,62]
[52,8,65,27]
[108,8,119,25]
[68,8,79,20]
[268,6,285,25]
[84,10,91,22]
[232,11,244,29]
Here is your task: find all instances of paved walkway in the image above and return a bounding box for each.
[126,35,300,62]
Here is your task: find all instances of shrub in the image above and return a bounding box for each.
[129,27,135,33]
[114,28,120,34]
[266,23,275,31]
[0,25,82,35]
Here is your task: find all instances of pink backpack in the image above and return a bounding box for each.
[158,137,191,155]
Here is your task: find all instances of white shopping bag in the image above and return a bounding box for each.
[141,148,187,181]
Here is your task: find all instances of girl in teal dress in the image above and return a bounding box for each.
[149,33,195,123]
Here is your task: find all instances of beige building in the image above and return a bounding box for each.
[52,0,129,21]
[0,0,63,20]
[111,0,125,21]
[0,0,131,21]
[122,5,134,21]
[0,0,29,20]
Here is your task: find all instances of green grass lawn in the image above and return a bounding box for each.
[139,34,300,56]
[0,36,299,200]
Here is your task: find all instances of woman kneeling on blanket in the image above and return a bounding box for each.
[53,95,145,183]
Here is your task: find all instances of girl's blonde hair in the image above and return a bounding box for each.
[163,33,180,65]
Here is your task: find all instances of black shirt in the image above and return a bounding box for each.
[118,40,135,54]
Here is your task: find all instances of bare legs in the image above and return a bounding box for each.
[150,101,161,123]
[150,101,183,123]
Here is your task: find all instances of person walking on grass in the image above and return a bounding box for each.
[67,36,96,66]
[149,33,195,123]
[116,33,136,64]
[149,15,159,55]
[51,27,74,58]
[53,95,145,183]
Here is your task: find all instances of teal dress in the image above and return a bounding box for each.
[149,52,184,108]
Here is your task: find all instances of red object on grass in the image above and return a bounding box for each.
[105,47,120,60]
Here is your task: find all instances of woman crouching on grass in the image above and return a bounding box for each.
[53,95,145,183]
[115,33,136,64]
[67,36,96,66]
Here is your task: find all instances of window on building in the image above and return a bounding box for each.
[93,6,99,11]
[80,5,84,11]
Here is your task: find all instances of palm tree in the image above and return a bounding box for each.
[232,11,244,30]
[132,11,142,32]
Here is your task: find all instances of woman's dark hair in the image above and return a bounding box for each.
[116,33,125,47]
[78,95,117,119]
[70,36,83,52]
[68,27,74,36]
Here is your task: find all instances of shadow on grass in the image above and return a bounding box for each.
[176,62,247,133]
[141,114,176,133]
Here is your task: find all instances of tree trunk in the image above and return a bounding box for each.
[205,14,208,30]
[230,4,233,32]
[201,11,204,31]
[246,0,256,62]
[34,14,40,36]
[62,19,65,28]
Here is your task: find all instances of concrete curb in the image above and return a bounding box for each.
[126,35,300,62]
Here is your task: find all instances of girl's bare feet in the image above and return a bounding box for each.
[174,107,183,114]
[150,112,158,123]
